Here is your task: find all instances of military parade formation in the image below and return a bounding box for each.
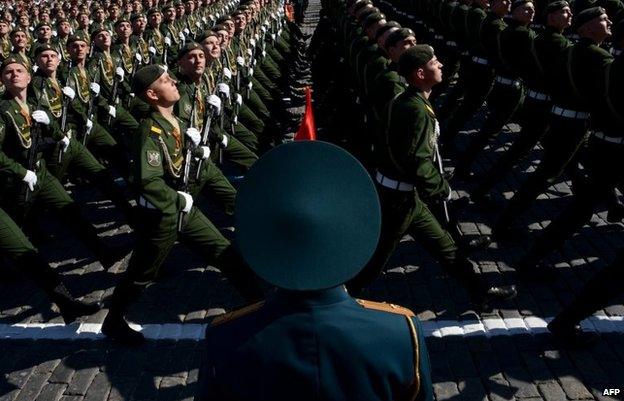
[0,0,623,397]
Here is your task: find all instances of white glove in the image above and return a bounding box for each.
[254,33,259,41]
[89,82,101,95]
[221,134,229,148]
[235,93,243,106]
[148,46,157,55]
[31,110,50,125]
[247,81,253,90]
[32,65,39,73]
[271,33,276,41]
[261,25,267,33]
[60,135,70,153]
[164,36,172,46]
[179,31,186,41]
[223,67,232,80]
[183,28,190,35]
[23,170,37,191]
[202,16,208,23]
[217,83,230,98]
[135,53,142,62]
[236,56,245,66]
[207,94,222,114]
[246,48,253,57]
[196,21,202,28]
[52,30,58,37]
[62,86,75,100]
[248,67,254,76]
[108,105,116,118]
[115,66,125,81]
[199,145,211,159]
[262,50,267,58]
[177,191,193,213]
[185,127,201,146]
[249,38,256,47]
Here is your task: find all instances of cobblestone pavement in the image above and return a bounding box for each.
[2,4,624,401]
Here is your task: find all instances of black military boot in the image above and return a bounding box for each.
[17,251,100,324]
[102,280,145,346]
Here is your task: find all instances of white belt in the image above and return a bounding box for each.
[594,131,624,144]
[138,196,157,209]
[375,171,414,192]
[495,76,521,88]
[471,56,489,65]
[551,105,590,120]
[445,40,457,47]
[526,89,551,101]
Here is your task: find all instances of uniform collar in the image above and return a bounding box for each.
[268,286,354,308]
[151,110,182,132]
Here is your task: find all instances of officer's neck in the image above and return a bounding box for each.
[155,104,176,120]
[8,87,28,103]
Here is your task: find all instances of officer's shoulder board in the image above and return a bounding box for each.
[210,301,265,327]
[357,298,422,400]
[150,125,163,135]
[356,299,415,317]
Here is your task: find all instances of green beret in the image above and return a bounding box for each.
[34,43,58,57]
[161,3,176,12]
[511,0,533,11]
[178,41,203,60]
[374,21,401,41]
[90,24,109,39]
[174,0,184,6]
[398,44,435,76]
[132,64,166,95]
[574,6,606,29]
[544,0,570,15]
[130,13,146,22]
[146,7,161,17]
[362,12,386,30]
[235,141,381,291]
[384,27,414,48]
[9,27,28,37]
[35,22,52,31]
[114,17,130,27]
[197,30,218,42]
[55,18,70,27]
[0,56,27,72]
[67,32,90,45]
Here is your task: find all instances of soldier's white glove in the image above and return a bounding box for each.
[199,145,211,159]
[184,28,190,35]
[221,134,228,148]
[249,38,256,47]
[217,83,230,98]
[202,16,208,23]
[23,170,37,191]
[135,53,142,62]
[31,110,50,125]
[235,93,243,106]
[248,67,254,76]
[223,67,232,80]
[177,191,193,213]
[32,65,39,73]
[247,81,253,90]
[179,31,186,41]
[62,86,75,100]
[246,48,253,57]
[164,36,172,46]
[236,56,245,66]
[185,127,201,146]
[60,135,70,153]
[207,94,222,114]
[196,21,202,28]
[52,30,58,37]
[148,46,157,55]
[89,82,101,95]
[115,66,125,81]
[86,118,94,131]
[108,105,116,118]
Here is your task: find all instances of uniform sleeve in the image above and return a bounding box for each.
[392,104,449,200]
[0,118,27,179]
[135,128,186,213]
[412,317,433,401]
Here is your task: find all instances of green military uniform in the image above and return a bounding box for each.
[144,21,166,64]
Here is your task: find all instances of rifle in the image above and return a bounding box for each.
[178,85,199,232]
[83,69,100,145]
[22,78,47,203]
[57,78,71,164]
[107,49,124,125]
[196,84,222,178]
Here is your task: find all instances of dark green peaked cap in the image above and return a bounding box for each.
[235,141,381,291]
[132,64,166,95]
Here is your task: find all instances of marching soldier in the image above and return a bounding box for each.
[9,28,32,72]
[144,8,166,64]
[130,13,152,65]
[101,65,263,345]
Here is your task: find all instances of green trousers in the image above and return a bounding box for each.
[0,207,36,258]
[190,160,238,216]
[347,185,457,291]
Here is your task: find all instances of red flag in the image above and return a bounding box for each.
[295,87,316,141]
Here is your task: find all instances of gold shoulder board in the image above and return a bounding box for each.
[356,299,416,317]
[211,301,265,326]
[150,126,163,135]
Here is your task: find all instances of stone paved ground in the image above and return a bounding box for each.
[2,3,624,401]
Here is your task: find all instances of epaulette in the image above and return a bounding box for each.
[356,299,415,317]
[210,301,265,326]
[150,125,163,135]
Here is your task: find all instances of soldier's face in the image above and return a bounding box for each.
[95,31,112,48]
[0,23,9,35]
[110,6,120,17]
[18,15,29,26]
[234,15,246,32]
[512,3,535,24]
[36,50,60,73]
[412,56,443,86]
[1,63,31,91]
[164,8,176,21]
[40,13,51,23]
[95,10,106,21]
[176,5,185,16]
[59,22,71,36]
[201,35,221,60]
[179,49,206,76]
[224,20,235,36]
[216,29,229,47]
[11,32,28,49]
[69,40,89,61]
[148,12,162,26]
[185,1,194,13]
[38,26,52,40]
[133,17,147,32]
[146,72,180,104]
[491,0,511,16]
[116,22,133,38]
[79,14,90,26]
